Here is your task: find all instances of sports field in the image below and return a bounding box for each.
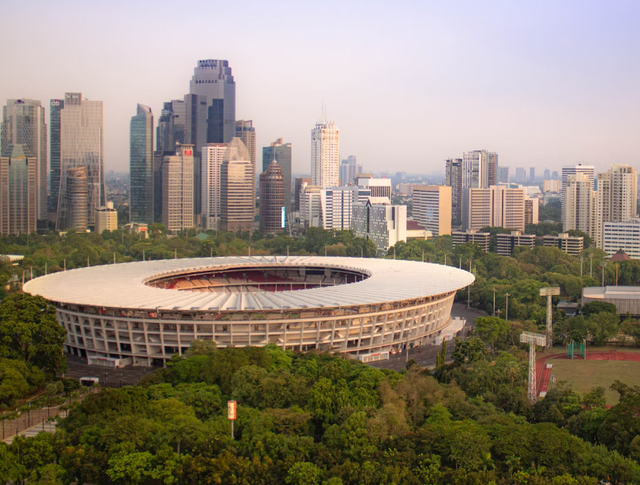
[547,349,640,405]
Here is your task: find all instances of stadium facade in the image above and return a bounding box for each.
[23,256,474,366]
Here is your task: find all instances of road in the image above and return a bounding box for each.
[368,303,485,372]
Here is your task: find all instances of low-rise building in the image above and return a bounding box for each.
[95,202,118,234]
[406,221,432,241]
[543,233,584,256]
[603,218,640,259]
[452,230,490,252]
[496,231,536,256]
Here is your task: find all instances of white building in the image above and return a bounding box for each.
[351,199,407,256]
[310,120,339,188]
[562,173,595,236]
[320,186,370,230]
[95,202,117,234]
[463,186,525,232]
[201,143,227,230]
[412,185,452,236]
[543,180,561,193]
[603,219,640,259]
[356,177,391,199]
[162,145,194,233]
[562,165,595,197]
[300,185,323,228]
[596,164,638,248]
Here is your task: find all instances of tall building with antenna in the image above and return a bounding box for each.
[311,117,339,188]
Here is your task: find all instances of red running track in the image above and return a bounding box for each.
[536,350,640,395]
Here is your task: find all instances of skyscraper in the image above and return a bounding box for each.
[461,150,498,189]
[311,120,339,188]
[49,98,64,219]
[1,99,47,222]
[235,120,256,169]
[130,104,154,225]
[161,145,194,233]
[189,60,236,144]
[259,160,285,235]
[55,93,104,231]
[529,168,535,184]
[220,138,254,233]
[64,166,89,231]
[463,186,525,232]
[339,156,358,186]
[515,168,527,184]
[498,166,509,184]
[562,173,594,236]
[0,144,37,235]
[445,158,462,225]
[543,169,550,180]
[263,138,292,215]
[201,143,227,230]
[294,177,311,212]
[562,165,595,194]
[596,164,638,248]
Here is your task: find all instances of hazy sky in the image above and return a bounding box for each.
[2,0,639,176]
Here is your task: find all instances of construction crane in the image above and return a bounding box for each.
[520,331,547,403]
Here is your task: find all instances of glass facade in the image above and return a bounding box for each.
[1,99,47,220]
[56,93,105,231]
[0,144,37,235]
[130,104,154,225]
[49,99,63,216]
[262,139,292,215]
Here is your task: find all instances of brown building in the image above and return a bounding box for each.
[259,160,285,235]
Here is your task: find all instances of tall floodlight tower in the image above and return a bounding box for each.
[520,331,547,403]
[539,287,560,348]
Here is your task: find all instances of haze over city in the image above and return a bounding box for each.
[2,0,640,174]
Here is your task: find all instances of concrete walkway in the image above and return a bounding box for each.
[4,420,57,444]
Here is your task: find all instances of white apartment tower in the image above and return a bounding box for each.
[162,145,194,233]
[311,120,340,188]
[201,143,227,230]
[595,164,638,248]
[562,173,595,237]
[561,165,595,197]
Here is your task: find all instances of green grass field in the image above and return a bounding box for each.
[548,358,640,405]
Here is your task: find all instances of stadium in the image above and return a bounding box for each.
[23,256,474,367]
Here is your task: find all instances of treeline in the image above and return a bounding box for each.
[2,344,640,484]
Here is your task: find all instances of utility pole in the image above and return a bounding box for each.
[580,256,583,277]
[493,287,496,316]
[505,293,510,321]
[539,287,560,348]
[459,257,461,269]
[602,261,607,287]
[589,253,593,277]
[520,331,547,403]
[444,254,447,266]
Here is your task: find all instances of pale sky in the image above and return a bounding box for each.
[2,0,639,176]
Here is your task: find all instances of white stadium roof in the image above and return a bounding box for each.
[23,256,475,312]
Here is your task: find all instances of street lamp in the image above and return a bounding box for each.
[493,287,496,316]
[602,261,607,287]
[589,253,594,277]
[505,293,510,321]
[580,256,584,277]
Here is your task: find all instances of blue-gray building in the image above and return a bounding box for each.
[130,104,154,225]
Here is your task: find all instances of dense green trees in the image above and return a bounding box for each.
[1,345,639,484]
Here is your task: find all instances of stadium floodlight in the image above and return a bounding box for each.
[520,331,547,403]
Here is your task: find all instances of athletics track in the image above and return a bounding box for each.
[536,350,640,395]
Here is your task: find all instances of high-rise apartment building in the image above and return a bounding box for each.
[445,158,463,225]
[1,99,47,222]
[54,93,104,231]
[259,161,285,235]
[201,143,227,230]
[294,177,311,212]
[596,164,638,248]
[220,138,254,233]
[562,173,594,236]
[524,196,539,225]
[515,168,527,184]
[0,144,37,235]
[529,168,535,184]
[299,185,323,228]
[463,186,525,232]
[562,165,595,196]
[320,186,370,230]
[130,104,154,225]
[161,145,194,233]
[543,180,561,193]
[461,150,497,189]
[263,138,292,215]
[412,185,452,237]
[311,120,339,188]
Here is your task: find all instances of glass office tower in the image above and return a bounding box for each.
[130,104,154,225]
[1,99,47,221]
[263,138,292,215]
[55,93,104,231]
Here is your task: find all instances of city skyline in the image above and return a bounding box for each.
[2,1,639,175]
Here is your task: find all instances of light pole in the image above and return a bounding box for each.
[493,287,496,316]
[589,253,593,277]
[580,256,583,277]
[505,293,510,321]
[602,261,607,287]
